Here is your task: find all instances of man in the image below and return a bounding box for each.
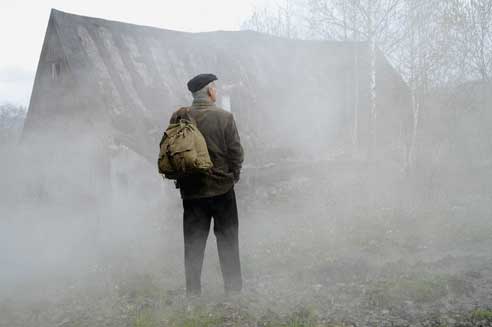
[169,73,244,296]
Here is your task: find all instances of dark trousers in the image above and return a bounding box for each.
[183,188,242,295]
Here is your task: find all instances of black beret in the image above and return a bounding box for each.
[187,73,218,92]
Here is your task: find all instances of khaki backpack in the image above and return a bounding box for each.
[158,107,213,179]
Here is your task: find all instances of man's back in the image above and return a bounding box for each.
[170,98,243,199]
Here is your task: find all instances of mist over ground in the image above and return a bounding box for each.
[2,91,492,327]
[2,134,492,327]
[2,1,492,326]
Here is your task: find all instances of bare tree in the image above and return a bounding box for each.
[241,0,488,167]
[308,0,406,159]
[241,0,304,39]
[398,0,492,169]
[391,0,454,169]
[400,0,434,170]
[455,0,492,81]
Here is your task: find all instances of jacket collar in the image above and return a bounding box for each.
[192,98,215,108]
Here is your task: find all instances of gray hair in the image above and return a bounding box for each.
[192,82,215,100]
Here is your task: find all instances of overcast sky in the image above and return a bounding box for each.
[0,0,270,106]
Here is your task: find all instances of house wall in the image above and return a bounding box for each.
[23,15,112,206]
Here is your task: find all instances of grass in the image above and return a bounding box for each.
[366,275,449,307]
[284,308,318,327]
[130,303,349,327]
[167,309,225,327]
[471,309,492,320]
[125,300,492,327]
[132,305,226,327]
[134,308,158,327]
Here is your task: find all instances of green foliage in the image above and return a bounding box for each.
[133,308,158,327]
[167,307,225,327]
[131,302,345,327]
[284,307,318,327]
[471,309,492,320]
[258,307,341,327]
[366,275,449,307]
[394,278,448,303]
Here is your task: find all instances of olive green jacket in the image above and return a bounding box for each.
[169,99,244,199]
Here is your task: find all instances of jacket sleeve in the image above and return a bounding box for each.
[225,114,244,182]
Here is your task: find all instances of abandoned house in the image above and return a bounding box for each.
[23,9,412,202]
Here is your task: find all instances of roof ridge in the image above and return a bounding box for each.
[49,8,370,46]
[49,8,223,36]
